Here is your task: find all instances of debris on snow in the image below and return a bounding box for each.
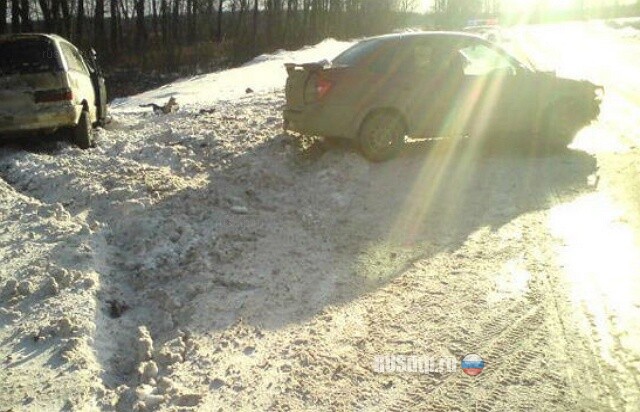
[139,97,180,115]
[230,205,249,215]
[107,299,130,318]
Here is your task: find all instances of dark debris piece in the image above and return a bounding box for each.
[106,299,130,319]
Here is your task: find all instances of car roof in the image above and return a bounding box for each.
[0,33,68,44]
[364,31,486,43]
[463,25,499,30]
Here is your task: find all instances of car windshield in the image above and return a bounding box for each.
[0,38,62,76]
[483,41,537,72]
[466,41,536,73]
[460,43,518,75]
[507,47,537,71]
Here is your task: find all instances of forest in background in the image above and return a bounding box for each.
[1,1,425,73]
[2,0,639,98]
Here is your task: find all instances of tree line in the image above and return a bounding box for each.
[0,0,422,69]
[2,0,639,73]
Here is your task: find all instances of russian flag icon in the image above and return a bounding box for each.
[461,354,485,376]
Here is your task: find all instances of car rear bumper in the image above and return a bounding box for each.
[283,108,320,135]
[0,103,80,135]
[283,105,356,139]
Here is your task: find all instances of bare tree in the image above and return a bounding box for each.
[111,0,119,52]
[152,0,159,38]
[59,0,71,37]
[252,0,258,52]
[217,0,224,41]
[135,0,147,47]
[0,0,8,34]
[94,0,105,50]
[172,0,180,43]
[398,0,418,14]
[11,0,19,33]
[160,0,168,43]
[77,0,85,41]
[19,0,33,31]
[231,0,249,38]
[186,0,193,41]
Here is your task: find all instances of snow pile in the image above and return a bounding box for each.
[111,39,353,113]
[604,17,640,38]
[0,79,372,409]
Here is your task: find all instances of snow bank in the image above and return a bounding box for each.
[111,38,354,113]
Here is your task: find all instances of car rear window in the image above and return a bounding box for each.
[332,39,384,67]
[0,38,62,76]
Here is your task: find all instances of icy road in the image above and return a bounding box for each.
[1,20,639,411]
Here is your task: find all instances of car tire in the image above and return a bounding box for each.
[359,111,406,162]
[542,100,583,151]
[73,109,94,149]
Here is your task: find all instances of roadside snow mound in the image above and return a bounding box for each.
[111,39,353,113]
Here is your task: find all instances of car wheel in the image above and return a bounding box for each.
[359,111,406,162]
[543,101,583,151]
[73,109,94,149]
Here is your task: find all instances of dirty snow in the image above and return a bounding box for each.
[2,22,640,411]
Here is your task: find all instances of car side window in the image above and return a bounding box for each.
[395,42,437,74]
[459,44,516,76]
[412,43,437,72]
[60,43,88,74]
[374,44,399,74]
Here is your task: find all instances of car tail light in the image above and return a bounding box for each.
[316,76,333,99]
[35,88,73,103]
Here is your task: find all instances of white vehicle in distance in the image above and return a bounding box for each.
[462,24,503,43]
[0,33,108,148]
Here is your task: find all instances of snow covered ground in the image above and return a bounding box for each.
[1,20,640,411]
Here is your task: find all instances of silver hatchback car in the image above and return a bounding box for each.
[0,33,107,148]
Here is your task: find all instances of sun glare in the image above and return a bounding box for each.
[418,0,578,13]
[509,0,577,11]
[510,0,538,10]
[421,0,578,13]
